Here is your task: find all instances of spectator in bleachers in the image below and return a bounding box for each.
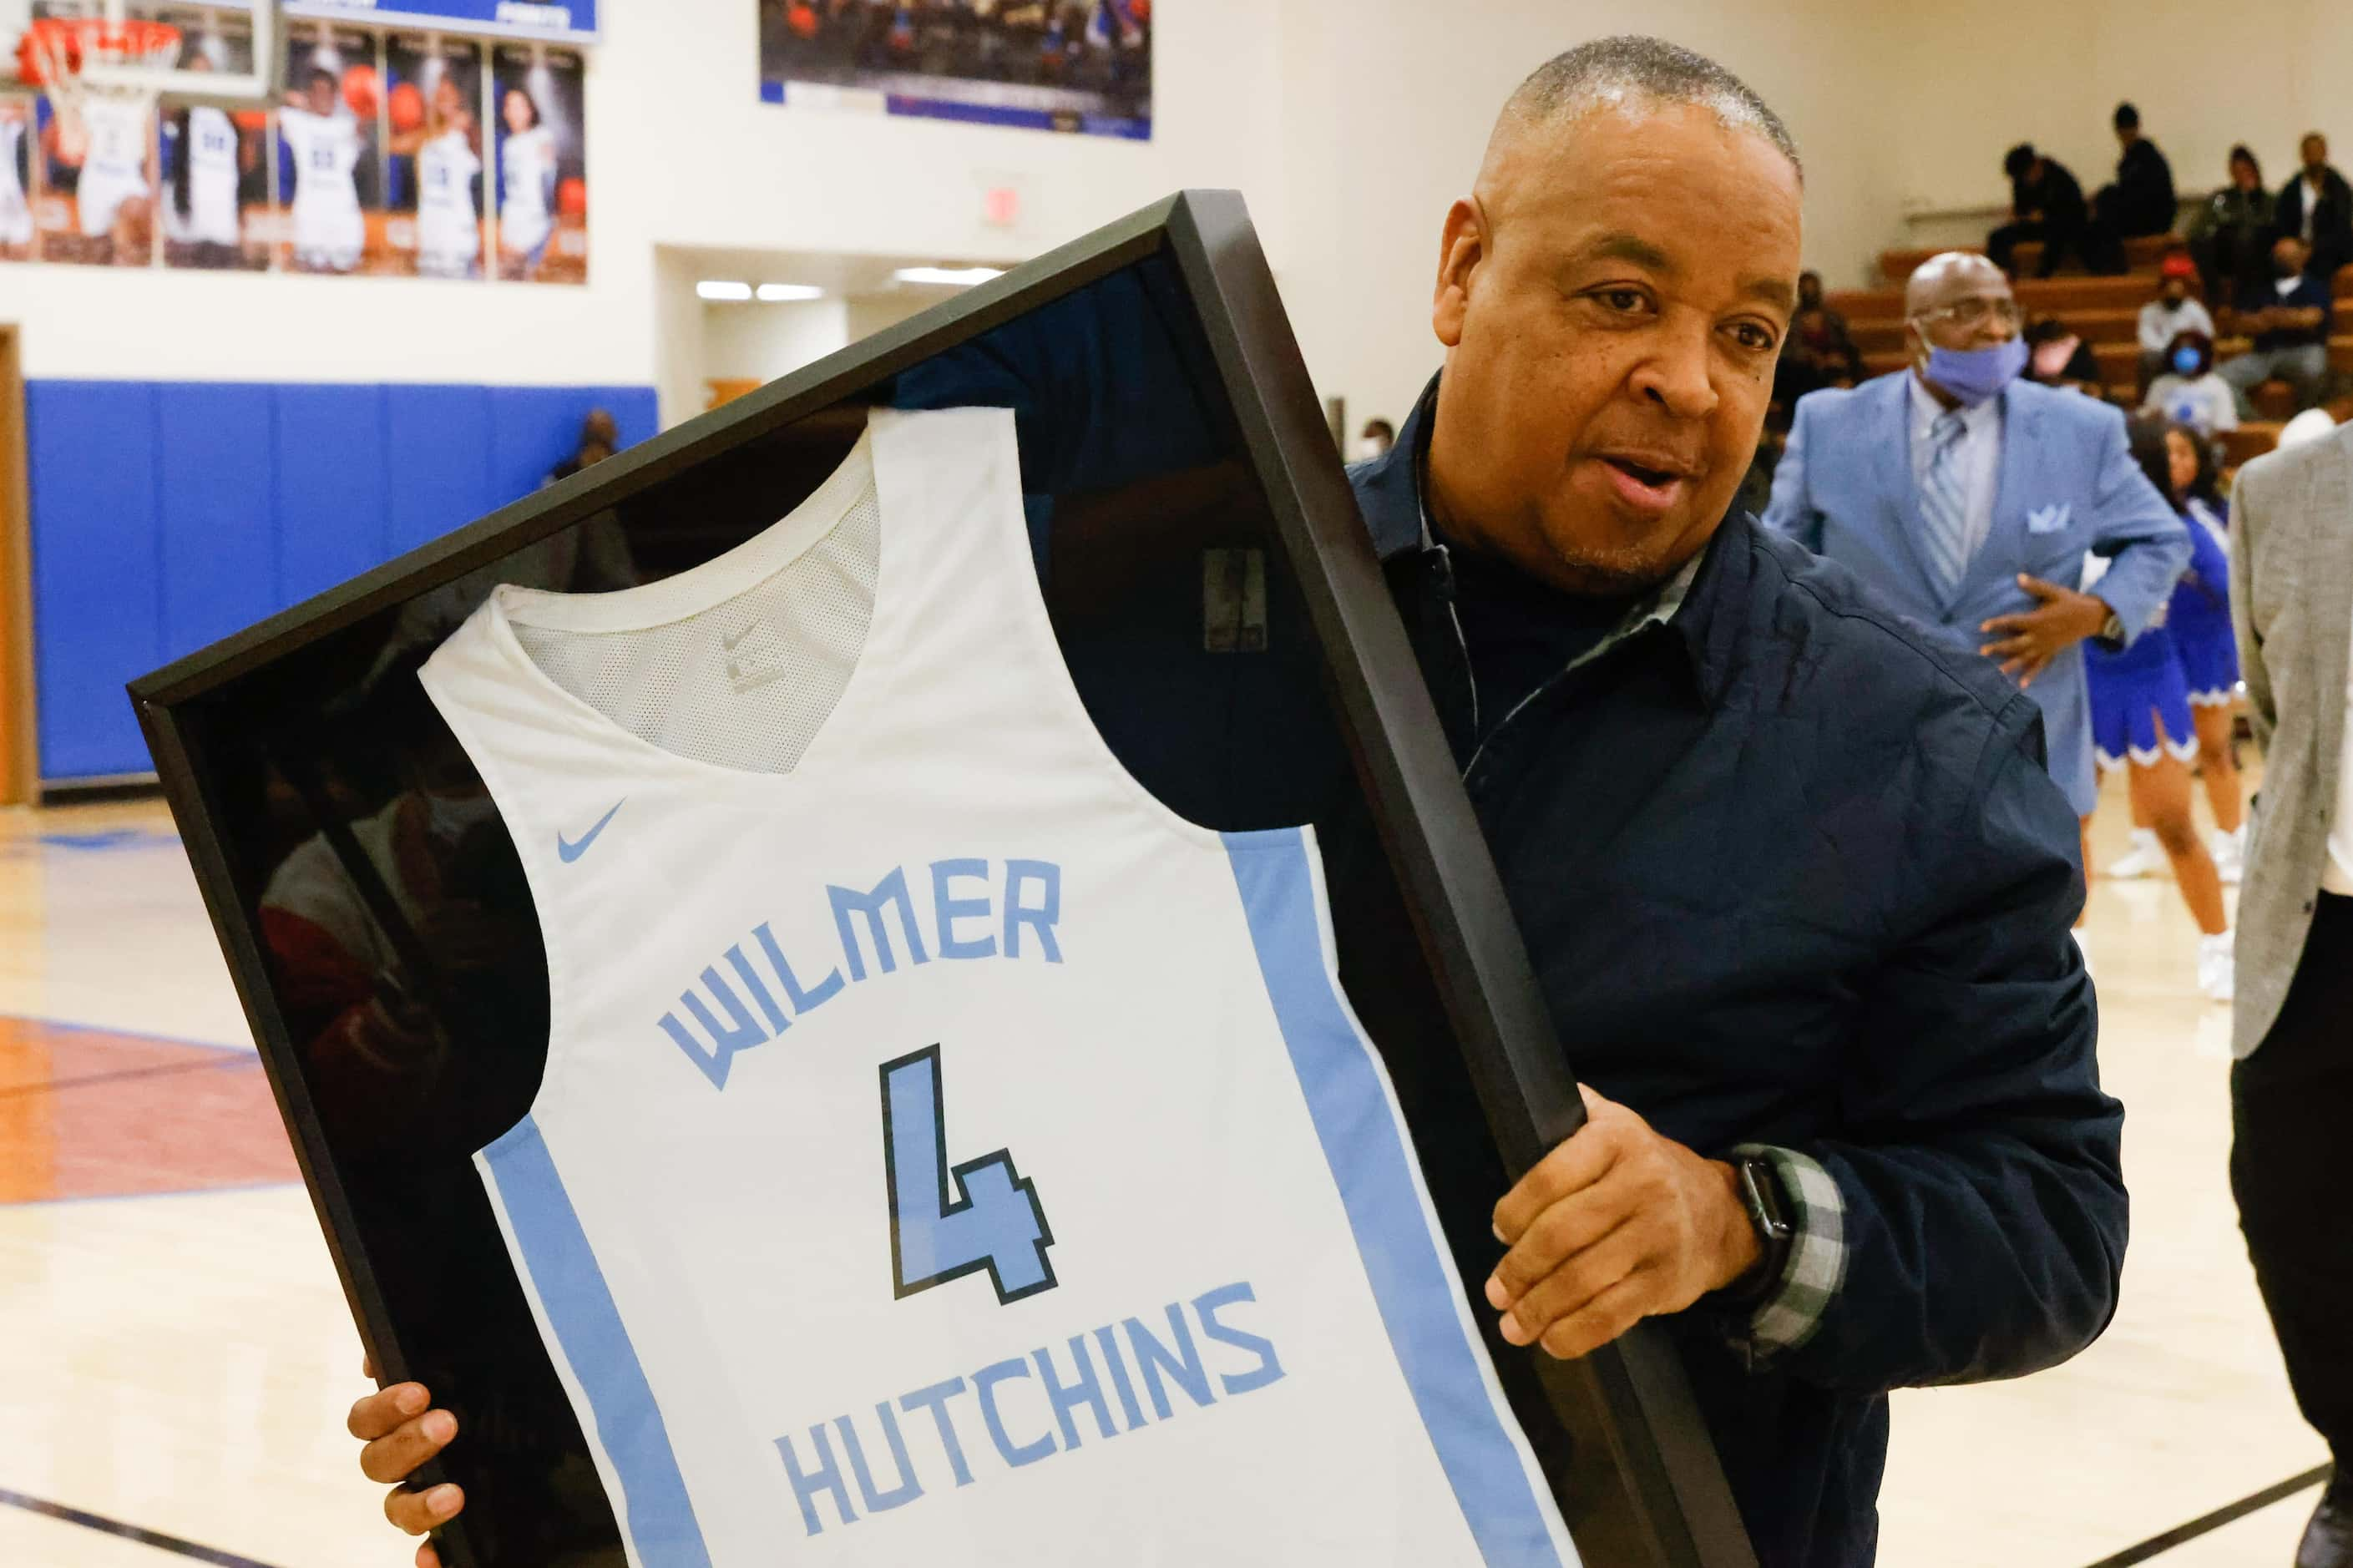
[2275,132,2352,286]
[2025,316,2105,398]
[2218,234,2334,417]
[2137,254,2214,395]
[1776,271,1867,411]
[2095,102,2175,240]
[2140,329,2237,435]
[1991,143,2119,277]
[1797,269,1846,339]
[2187,144,2275,309]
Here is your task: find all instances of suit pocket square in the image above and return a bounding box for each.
[2026,503,2072,535]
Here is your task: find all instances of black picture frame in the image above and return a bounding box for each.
[130,189,1753,1567]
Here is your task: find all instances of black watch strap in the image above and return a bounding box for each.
[1718,1154,1795,1308]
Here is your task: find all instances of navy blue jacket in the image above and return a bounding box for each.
[1355,384,2128,1566]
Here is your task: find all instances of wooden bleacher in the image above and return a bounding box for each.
[1824,234,2353,465]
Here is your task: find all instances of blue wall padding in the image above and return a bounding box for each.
[276,384,395,605]
[25,378,659,782]
[157,382,278,664]
[387,384,497,554]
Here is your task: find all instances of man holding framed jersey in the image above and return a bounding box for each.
[347,37,2123,1568]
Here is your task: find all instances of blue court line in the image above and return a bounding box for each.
[2,1012,258,1058]
[0,1487,286,1568]
[0,1055,261,1100]
[34,829,185,852]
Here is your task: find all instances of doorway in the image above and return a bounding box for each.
[0,323,32,805]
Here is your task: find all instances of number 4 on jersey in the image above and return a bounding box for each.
[880,1046,1056,1304]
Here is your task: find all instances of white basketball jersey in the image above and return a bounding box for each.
[416,127,481,272]
[79,95,148,182]
[183,107,240,245]
[281,107,361,208]
[498,123,553,249]
[0,120,28,244]
[419,407,1578,1567]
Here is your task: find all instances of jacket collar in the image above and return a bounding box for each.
[1363,371,1752,711]
[1351,374,1439,560]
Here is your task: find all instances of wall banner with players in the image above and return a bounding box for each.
[0,1,589,282]
[758,1,1151,141]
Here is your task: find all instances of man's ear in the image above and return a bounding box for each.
[1433,197,1485,350]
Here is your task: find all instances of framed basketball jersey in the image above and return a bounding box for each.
[133,192,1753,1568]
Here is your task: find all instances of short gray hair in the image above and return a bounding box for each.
[1505,36,1801,180]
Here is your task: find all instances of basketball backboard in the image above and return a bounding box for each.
[2,0,281,109]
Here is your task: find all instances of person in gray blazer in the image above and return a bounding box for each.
[2230,419,2353,1568]
[1763,253,2190,842]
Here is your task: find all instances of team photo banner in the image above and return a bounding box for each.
[758,0,1151,141]
[285,0,599,44]
[1,3,589,282]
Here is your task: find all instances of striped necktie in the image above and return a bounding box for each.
[1918,410,1971,598]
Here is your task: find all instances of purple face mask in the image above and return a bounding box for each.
[1924,337,2028,406]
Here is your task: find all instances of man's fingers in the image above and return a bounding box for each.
[386,1481,465,1536]
[362,1353,377,1382]
[360,1409,458,1485]
[2016,573,2064,600]
[417,1545,443,1568]
[1535,1273,1659,1361]
[1978,635,2040,660]
[2003,653,2052,687]
[347,1383,430,1441]
[1497,1221,1652,1347]
[1487,1166,1642,1306]
[1491,1116,1624,1246]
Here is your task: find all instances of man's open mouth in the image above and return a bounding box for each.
[1607,457,1681,488]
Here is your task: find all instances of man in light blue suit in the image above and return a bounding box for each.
[1763,251,2189,825]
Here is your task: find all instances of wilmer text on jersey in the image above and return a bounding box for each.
[655,858,1064,1090]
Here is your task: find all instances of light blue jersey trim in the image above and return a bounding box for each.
[482,1115,714,1567]
[1222,829,1571,1566]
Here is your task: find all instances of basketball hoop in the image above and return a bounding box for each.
[17,16,181,116]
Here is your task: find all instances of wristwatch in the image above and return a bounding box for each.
[1718,1155,1795,1308]
[2097,608,2126,644]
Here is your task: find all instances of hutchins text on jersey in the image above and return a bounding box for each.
[775,1280,1287,1536]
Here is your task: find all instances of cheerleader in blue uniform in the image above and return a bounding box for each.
[2105,423,2248,882]
[2086,418,2234,999]
[2168,426,2247,880]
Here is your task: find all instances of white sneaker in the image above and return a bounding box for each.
[2108,827,2164,879]
[2211,826,2244,886]
[2199,931,2235,1003]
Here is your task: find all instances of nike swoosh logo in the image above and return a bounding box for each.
[721,625,754,650]
[557,799,625,863]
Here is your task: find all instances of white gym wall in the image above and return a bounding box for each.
[4,0,2345,440]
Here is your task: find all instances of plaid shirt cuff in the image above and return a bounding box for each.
[1723,1143,1848,1371]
